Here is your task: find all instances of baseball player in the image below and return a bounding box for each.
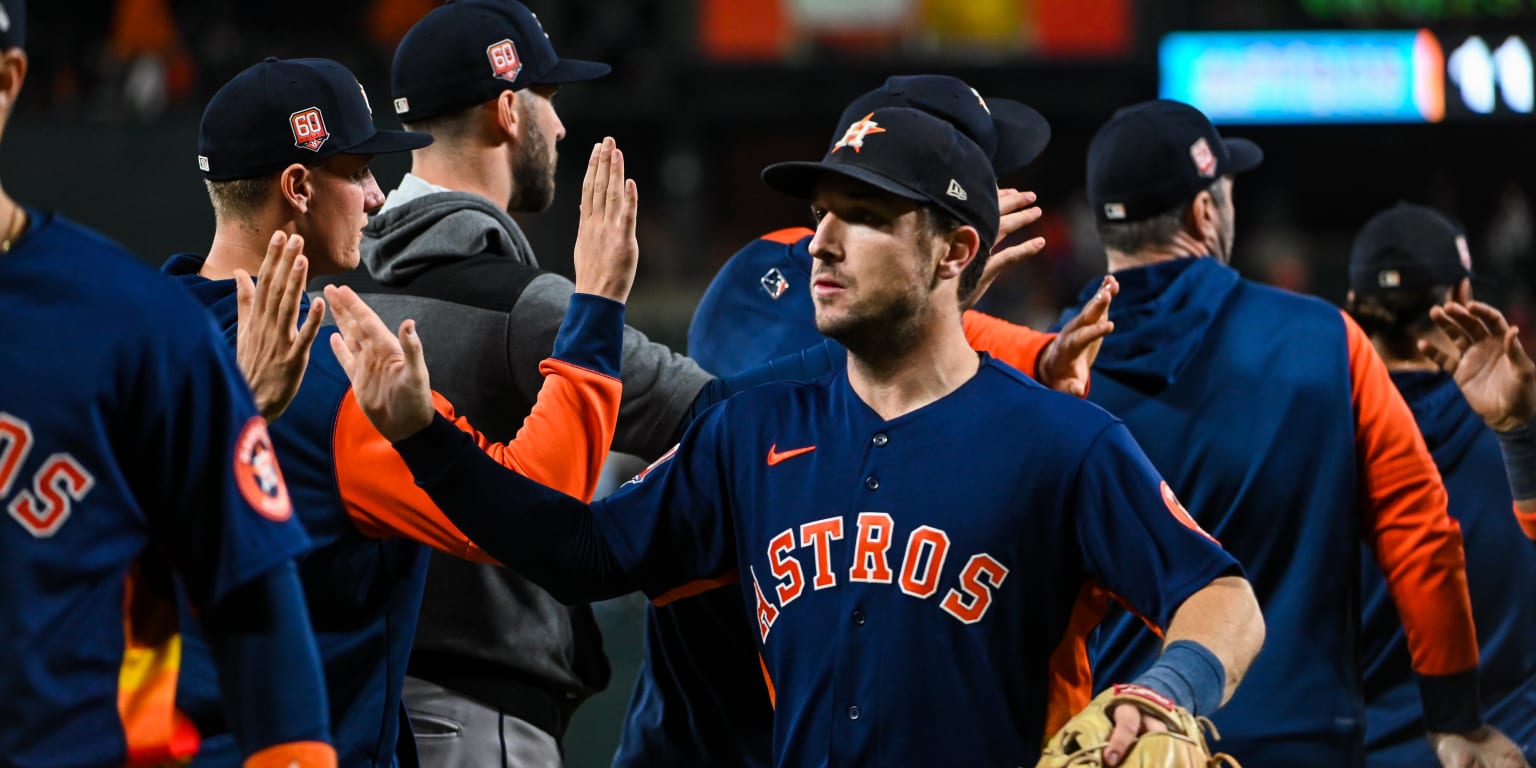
[0,4,336,766]
[1061,100,1520,766]
[326,106,1265,767]
[159,57,637,766]
[1345,204,1536,765]
[634,74,1118,768]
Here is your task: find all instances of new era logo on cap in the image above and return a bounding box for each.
[946,179,968,201]
[290,107,329,152]
[197,155,210,172]
[833,113,887,153]
[487,39,523,83]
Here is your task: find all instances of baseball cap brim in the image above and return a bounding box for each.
[535,59,612,86]
[1224,137,1263,174]
[344,128,434,156]
[987,99,1052,175]
[761,160,928,204]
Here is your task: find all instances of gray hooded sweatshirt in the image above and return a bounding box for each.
[319,178,711,737]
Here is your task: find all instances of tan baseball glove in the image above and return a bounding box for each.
[1035,684,1240,768]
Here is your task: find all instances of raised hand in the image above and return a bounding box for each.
[323,284,435,443]
[1421,301,1536,432]
[965,187,1046,310]
[1429,725,1529,768]
[235,231,326,422]
[571,136,640,304]
[1037,276,1119,398]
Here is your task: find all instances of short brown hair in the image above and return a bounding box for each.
[920,205,986,301]
[204,174,276,221]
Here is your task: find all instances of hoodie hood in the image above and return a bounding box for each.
[1058,256,1241,392]
[360,190,537,286]
[161,252,244,339]
[1390,370,1484,470]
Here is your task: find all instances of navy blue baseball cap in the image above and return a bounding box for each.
[391,0,611,123]
[1087,99,1262,223]
[0,0,23,51]
[198,57,431,182]
[838,75,1050,177]
[763,107,1000,254]
[1350,203,1475,295]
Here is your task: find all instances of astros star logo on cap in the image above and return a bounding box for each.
[833,113,887,153]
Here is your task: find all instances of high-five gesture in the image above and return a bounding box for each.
[1037,276,1120,398]
[572,137,640,304]
[324,284,435,443]
[235,231,326,421]
[1421,301,1536,432]
[964,187,1046,310]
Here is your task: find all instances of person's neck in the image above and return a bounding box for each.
[844,309,979,422]
[1106,235,1207,273]
[1371,337,1441,373]
[411,145,513,210]
[200,216,293,280]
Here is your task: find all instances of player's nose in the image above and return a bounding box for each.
[363,177,386,213]
[809,216,844,263]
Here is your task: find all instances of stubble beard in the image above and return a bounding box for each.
[511,118,557,213]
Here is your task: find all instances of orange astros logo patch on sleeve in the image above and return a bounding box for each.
[235,417,291,522]
[1161,480,1216,543]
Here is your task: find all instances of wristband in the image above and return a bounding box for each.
[1496,418,1536,500]
[1130,640,1225,717]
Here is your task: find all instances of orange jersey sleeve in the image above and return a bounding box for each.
[1345,310,1477,677]
[333,357,622,562]
[962,310,1055,382]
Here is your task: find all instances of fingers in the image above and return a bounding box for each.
[294,297,326,354]
[255,231,285,298]
[580,141,600,217]
[1104,703,1141,766]
[620,178,639,233]
[1071,276,1119,326]
[1418,337,1459,375]
[329,332,356,379]
[275,236,308,338]
[234,267,254,320]
[996,188,1037,216]
[996,205,1043,243]
[606,143,625,214]
[399,319,424,370]
[1434,303,1490,352]
[989,236,1046,266]
[591,137,614,219]
[1467,301,1512,338]
[1506,327,1534,370]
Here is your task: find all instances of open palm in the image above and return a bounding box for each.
[323,284,436,442]
[1423,301,1536,432]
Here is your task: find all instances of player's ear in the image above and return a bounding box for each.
[935,225,980,282]
[1186,189,1218,243]
[278,164,311,215]
[0,49,28,116]
[494,89,520,143]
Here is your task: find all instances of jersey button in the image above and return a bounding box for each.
[848,705,861,720]
[864,476,879,490]
[872,433,888,447]
[852,610,866,625]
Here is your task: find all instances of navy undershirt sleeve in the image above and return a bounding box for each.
[393,414,637,604]
[201,561,328,755]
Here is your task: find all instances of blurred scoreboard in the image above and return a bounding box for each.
[1160,29,1535,123]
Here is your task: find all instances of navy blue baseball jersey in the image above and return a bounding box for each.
[1361,371,1536,765]
[596,358,1239,766]
[621,228,1064,767]
[0,210,309,766]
